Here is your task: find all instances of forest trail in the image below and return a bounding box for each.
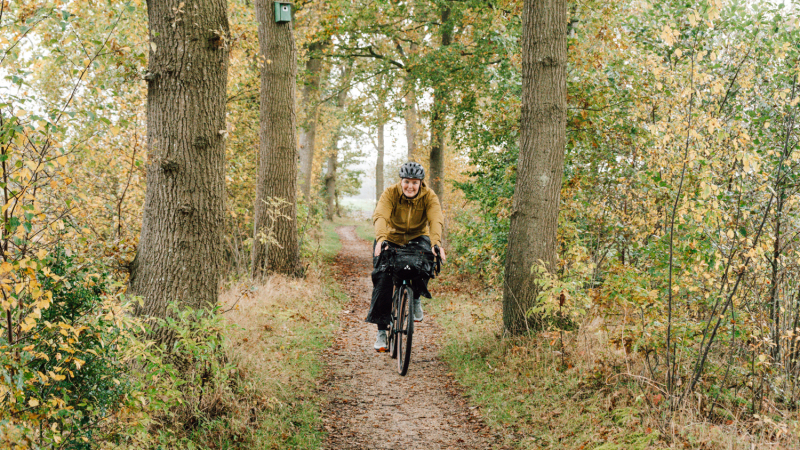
[319,226,501,450]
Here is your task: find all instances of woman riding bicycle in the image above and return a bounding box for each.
[366,162,447,352]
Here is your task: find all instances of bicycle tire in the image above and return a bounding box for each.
[390,289,398,359]
[397,285,414,376]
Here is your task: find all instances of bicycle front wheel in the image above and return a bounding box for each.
[396,285,414,376]
[390,288,398,359]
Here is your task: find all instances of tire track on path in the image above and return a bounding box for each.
[319,225,502,450]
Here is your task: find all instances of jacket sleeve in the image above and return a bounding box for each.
[373,189,393,244]
[426,191,444,248]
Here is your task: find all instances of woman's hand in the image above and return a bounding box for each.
[374,241,383,258]
[433,246,447,263]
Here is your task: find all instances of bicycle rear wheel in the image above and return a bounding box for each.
[396,285,414,376]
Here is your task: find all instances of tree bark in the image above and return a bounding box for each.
[298,40,327,198]
[429,95,445,198]
[503,0,567,335]
[429,5,451,202]
[130,0,229,327]
[335,188,341,217]
[376,120,385,201]
[252,0,301,277]
[770,189,783,358]
[770,76,797,358]
[325,153,337,220]
[404,77,417,161]
[324,66,351,221]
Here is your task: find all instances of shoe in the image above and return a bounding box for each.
[374,330,388,352]
[413,298,423,322]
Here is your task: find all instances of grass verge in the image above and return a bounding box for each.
[428,286,652,449]
[313,217,373,261]
[353,217,373,243]
[428,279,797,449]
[316,220,343,261]
[118,265,347,450]
[210,266,347,449]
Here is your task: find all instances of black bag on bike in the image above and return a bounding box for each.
[391,249,432,279]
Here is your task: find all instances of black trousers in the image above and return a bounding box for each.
[365,236,432,330]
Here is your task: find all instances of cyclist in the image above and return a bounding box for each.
[366,162,447,352]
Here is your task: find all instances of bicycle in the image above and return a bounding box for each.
[383,243,442,376]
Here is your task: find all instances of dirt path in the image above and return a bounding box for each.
[320,226,500,450]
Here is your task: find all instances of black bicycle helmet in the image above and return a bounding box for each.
[399,162,425,180]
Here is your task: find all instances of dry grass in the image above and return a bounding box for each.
[174,265,345,448]
[428,276,800,449]
[222,270,330,376]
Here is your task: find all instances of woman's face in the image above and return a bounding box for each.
[401,178,421,198]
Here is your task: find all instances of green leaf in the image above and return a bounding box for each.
[6,216,19,232]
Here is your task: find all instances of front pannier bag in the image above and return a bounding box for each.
[391,248,434,279]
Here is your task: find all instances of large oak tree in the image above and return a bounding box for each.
[503,0,567,334]
[252,0,301,277]
[130,0,230,328]
[428,3,452,201]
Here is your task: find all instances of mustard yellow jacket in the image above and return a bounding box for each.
[373,181,444,248]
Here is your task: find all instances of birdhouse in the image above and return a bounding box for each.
[274,2,292,23]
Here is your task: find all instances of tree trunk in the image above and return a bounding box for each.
[298,40,327,198]
[324,66,351,221]
[130,0,229,328]
[335,188,342,217]
[252,0,301,277]
[404,77,417,161]
[428,5,452,246]
[503,0,567,335]
[325,153,337,220]
[376,120,385,202]
[429,5,451,202]
[429,95,445,198]
[770,190,783,358]
[770,76,797,358]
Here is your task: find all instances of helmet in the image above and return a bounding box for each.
[399,162,425,180]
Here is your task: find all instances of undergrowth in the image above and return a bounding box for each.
[125,265,348,449]
[428,278,800,449]
[3,259,348,449]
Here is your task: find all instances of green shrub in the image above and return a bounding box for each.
[451,144,516,283]
[120,304,251,449]
[0,251,137,449]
